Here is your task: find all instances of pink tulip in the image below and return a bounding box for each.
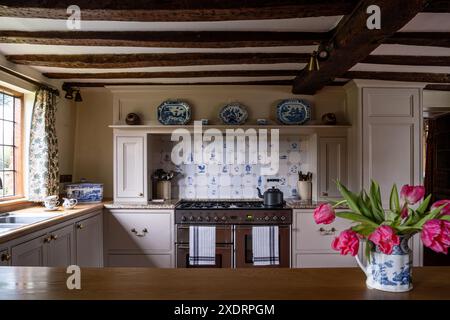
[332,229,360,256]
[368,225,400,255]
[421,219,450,254]
[431,200,450,216]
[400,206,409,219]
[400,185,425,205]
[313,203,335,225]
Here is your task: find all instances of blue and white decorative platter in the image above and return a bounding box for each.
[277,99,311,125]
[219,103,248,125]
[157,100,191,125]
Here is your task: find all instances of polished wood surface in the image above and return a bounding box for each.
[0,267,449,300]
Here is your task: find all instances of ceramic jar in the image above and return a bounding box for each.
[156,180,171,200]
[297,181,312,201]
[356,237,413,292]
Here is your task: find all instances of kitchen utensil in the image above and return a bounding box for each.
[257,186,284,207]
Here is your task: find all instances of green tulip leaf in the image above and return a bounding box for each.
[336,212,379,228]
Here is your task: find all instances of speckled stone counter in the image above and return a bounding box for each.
[286,200,348,209]
[104,200,179,209]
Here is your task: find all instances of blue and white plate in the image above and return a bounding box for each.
[157,100,191,125]
[277,99,311,125]
[219,103,248,125]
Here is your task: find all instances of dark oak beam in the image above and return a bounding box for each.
[46,70,299,79]
[292,0,431,94]
[423,0,450,12]
[6,53,309,69]
[63,80,295,88]
[0,0,358,21]
[0,31,328,48]
[344,71,450,83]
[386,32,450,48]
[424,84,450,91]
[362,55,450,66]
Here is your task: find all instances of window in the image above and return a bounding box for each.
[0,87,23,200]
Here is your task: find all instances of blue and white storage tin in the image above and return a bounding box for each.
[65,182,104,203]
[277,99,311,125]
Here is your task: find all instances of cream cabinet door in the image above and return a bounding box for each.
[318,137,347,199]
[362,88,421,206]
[115,135,147,202]
[11,236,46,266]
[47,225,75,267]
[75,213,103,267]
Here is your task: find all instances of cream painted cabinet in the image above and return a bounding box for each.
[362,88,421,206]
[105,209,174,268]
[318,137,347,200]
[292,209,357,268]
[115,134,148,203]
[47,225,75,267]
[75,214,103,267]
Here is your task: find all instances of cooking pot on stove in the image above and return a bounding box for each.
[257,187,284,207]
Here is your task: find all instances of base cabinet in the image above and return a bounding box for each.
[11,235,47,266]
[76,214,103,267]
[0,249,11,266]
[105,209,174,268]
[47,225,75,267]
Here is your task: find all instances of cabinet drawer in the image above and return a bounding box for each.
[293,211,351,252]
[107,212,172,252]
[294,253,356,268]
[107,254,173,268]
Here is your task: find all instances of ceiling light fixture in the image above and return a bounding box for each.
[74,90,83,102]
[307,51,320,72]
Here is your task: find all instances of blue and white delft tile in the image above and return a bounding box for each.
[219,186,232,199]
[184,175,195,186]
[231,175,242,187]
[207,186,219,198]
[208,175,219,186]
[196,175,208,187]
[196,164,207,174]
[219,175,231,186]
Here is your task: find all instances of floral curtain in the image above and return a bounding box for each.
[28,88,59,201]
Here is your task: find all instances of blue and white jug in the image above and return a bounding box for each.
[356,237,413,292]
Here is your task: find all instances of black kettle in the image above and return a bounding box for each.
[257,187,284,208]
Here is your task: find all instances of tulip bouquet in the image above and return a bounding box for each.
[313,180,450,258]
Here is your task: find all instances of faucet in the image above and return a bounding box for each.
[0,177,2,189]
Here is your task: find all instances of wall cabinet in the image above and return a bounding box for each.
[105,209,174,268]
[292,209,357,268]
[75,214,103,267]
[114,134,148,203]
[318,137,347,200]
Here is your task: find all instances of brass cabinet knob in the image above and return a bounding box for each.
[43,236,52,243]
[1,253,11,262]
[50,234,58,241]
[77,224,84,230]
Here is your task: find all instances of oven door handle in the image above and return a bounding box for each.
[177,244,232,250]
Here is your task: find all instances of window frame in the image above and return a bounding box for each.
[0,85,24,202]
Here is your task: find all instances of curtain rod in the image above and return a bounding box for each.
[0,65,60,96]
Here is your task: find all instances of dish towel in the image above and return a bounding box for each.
[252,226,280,266]
[189,226,216,266]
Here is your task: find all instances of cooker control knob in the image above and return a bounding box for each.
[272,216,278,221]
[189,216,194,221]
[205,216,211,222]
[221,216,227,221]
[280,216,286,221]
[181,216,187,221]
[214,216,219,222]
[197,216,203,221]
[264,216,270,221]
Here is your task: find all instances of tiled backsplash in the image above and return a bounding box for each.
[152,136,311,199]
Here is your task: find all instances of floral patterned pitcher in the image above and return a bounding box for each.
[356,237,413,292]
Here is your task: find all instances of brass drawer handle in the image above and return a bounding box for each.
[43,236,52,243]
[77,223,84,229]
[1,253,11,262]
[131,228,148,237]
[138,193,144,197]
[50,234,58,241]
[318,227,337,236]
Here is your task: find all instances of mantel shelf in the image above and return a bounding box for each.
[109,123,351,135]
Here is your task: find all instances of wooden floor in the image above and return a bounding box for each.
[0,267,450,300]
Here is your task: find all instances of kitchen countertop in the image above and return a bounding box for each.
[0,267,449,300]
[104,200,179,209]
[0,202,104,244]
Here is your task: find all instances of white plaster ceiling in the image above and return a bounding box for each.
[399,13,450,32]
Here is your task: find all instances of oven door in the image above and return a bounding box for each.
[176,244,233,268]
[235,225,290,268]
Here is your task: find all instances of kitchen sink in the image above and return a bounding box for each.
[0,212,62,234]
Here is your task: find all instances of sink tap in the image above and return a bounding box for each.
[0,177,2,189]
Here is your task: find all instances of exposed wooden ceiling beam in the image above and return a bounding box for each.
[0,0,358,21]
[424,84,450,91]
[385,32,450,48]
[292,0,431,94]
[344,71,450,83]
[423,0,450,12]
[362,55,450,66]
[63,80,296,88]
[6,53,309,69]
[0,31,328,48]
[45,70,299,79]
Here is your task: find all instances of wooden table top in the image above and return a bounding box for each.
[0,267,449,300]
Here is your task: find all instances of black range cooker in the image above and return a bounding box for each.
[175,200,292,268]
